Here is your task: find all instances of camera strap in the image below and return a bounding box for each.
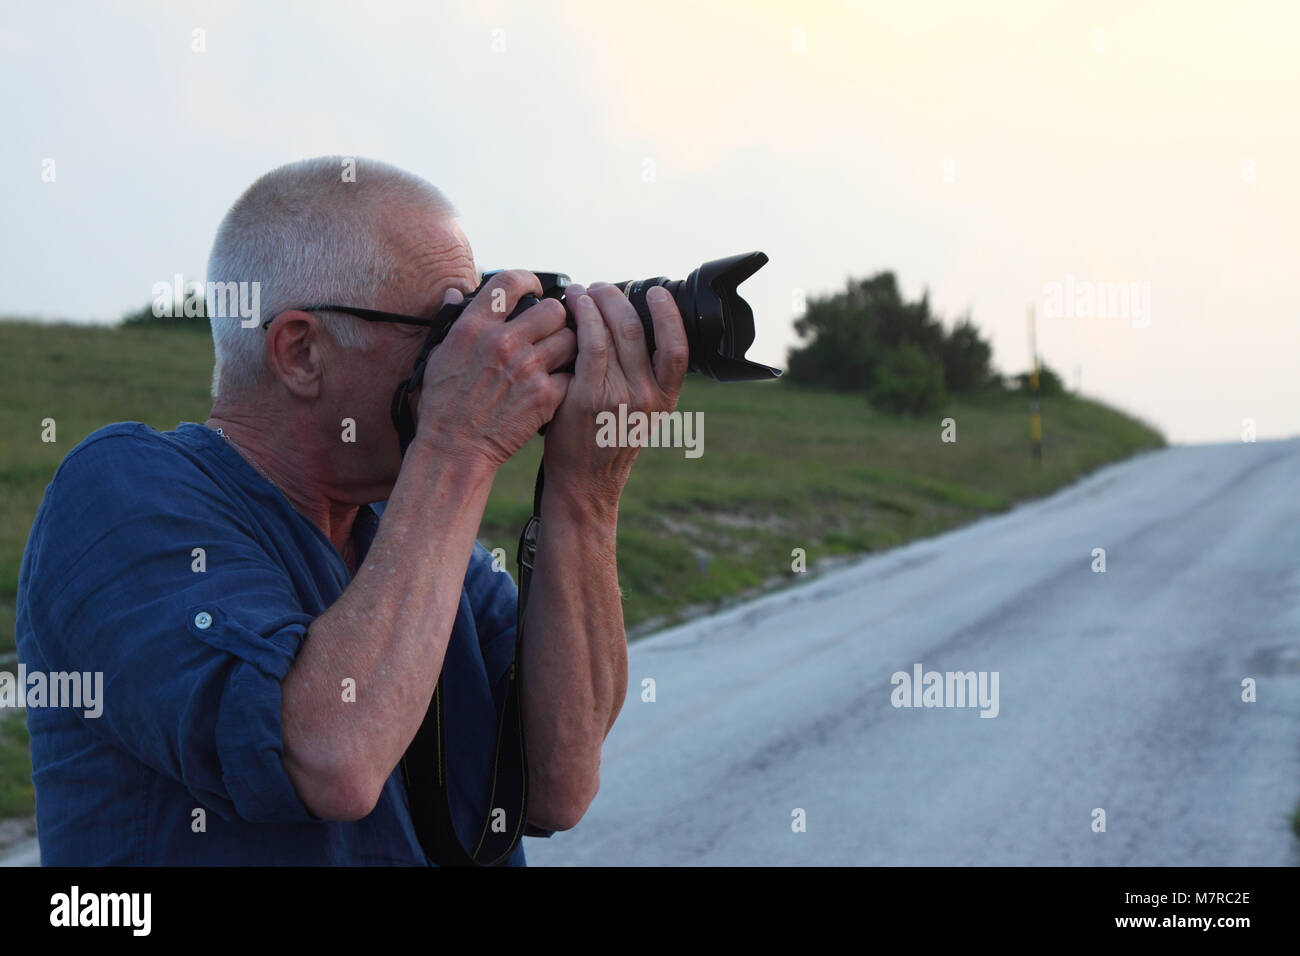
[392,323,543,865]
[389,306,459,459]
[398,466,542,867]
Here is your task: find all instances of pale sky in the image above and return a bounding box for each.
[2,0,1295,443]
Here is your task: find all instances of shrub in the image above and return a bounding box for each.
[867,342,948,414]
[786,271,993,413]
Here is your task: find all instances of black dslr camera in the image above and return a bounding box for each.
[390,251,781,453]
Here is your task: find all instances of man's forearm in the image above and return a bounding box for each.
[519,487,628,831]
[280,438,496,821]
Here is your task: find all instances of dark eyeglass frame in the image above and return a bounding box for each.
[260,304,451,331]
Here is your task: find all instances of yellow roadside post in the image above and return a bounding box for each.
[1028,306,1042,462]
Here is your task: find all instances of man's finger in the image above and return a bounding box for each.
[647,285,689,398]
[568,287,611,388]
[534,325,578,374]
[588,283,653,387]
[510,297,568,343]
[464,269,543,324]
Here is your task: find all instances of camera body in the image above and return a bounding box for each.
[477,270,571,315]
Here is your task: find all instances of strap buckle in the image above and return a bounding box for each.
[518,515,540,573]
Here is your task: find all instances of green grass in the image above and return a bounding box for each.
[0,317,1164,820]
[0,711,33,820]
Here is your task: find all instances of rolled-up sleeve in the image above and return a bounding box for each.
[24,429,318,824]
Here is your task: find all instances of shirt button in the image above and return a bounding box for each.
[194,611,213,629]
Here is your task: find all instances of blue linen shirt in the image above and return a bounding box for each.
[15,421,541,865]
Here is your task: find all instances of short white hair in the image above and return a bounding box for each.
[206,156,457,398]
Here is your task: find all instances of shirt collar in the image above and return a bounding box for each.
[178,421,382,571]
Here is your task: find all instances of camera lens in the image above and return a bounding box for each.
[609,252,781,382]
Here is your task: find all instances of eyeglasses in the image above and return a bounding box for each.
[260,304,450,331]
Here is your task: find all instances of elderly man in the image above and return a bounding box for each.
[15,156,689,865]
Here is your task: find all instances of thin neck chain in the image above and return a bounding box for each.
[214,426,285,496]
[212,424,357,571]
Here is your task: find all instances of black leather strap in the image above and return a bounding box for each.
[390,305,459,458]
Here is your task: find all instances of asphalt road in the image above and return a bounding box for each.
[0,837,37,867]
[526,439,1300,866]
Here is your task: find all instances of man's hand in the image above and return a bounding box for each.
[540,282,690,511]
[412,270,577,471]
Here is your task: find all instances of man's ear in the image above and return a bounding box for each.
[264,311,325,398]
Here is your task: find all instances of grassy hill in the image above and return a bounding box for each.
[0,317,1164,821]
